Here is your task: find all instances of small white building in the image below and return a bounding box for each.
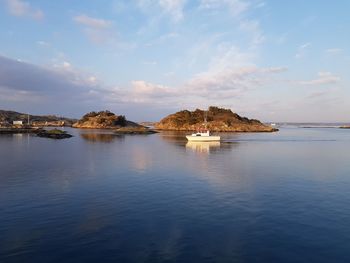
[13,120,23,125]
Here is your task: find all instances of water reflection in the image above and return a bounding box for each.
[186,141,221,154]
[159,131,236,155]
[1,128,350,262]
[80,133,120,143]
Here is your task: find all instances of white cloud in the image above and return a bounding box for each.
[130,80,175,102]
[122,64,287,107]
[239,19,265,46]
[62,61,71,69]
[137,0,186,22]
[73,14,115,44]
[295,42,311,59]
[299,72,340,85]
[5,0,44,20]
[36,41,50,47]
[159,0,186,22]
[261,67,288,73]
[73,14,112,29]
[199,0,249,17]
[200,1,265,48]
[207,44,255,71]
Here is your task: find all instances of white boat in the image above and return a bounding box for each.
[186,131,220,142]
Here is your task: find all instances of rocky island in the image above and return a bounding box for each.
[73,111,157,134]
[37,129,73,139]
[155,106,278,132]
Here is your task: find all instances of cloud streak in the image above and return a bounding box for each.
[199,0,249,17]
[73,14,115,44]
[5,0,44,20]
[159,0,186,22]
[137,0,187,22]
[74,14,112,29]
[295,42,311,59]
[299,72,340,85]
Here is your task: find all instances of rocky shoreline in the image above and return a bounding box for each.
[1,107,281,136]
[155,106,278,132]
[72,111,157,135]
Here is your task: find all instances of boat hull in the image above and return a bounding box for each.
[186,135,221,141]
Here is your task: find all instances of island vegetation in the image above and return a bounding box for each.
[72,110,157,134]
[155,106,278,132]
[37,129,73,139]
[1,107,280,135]
[115,126,158,135]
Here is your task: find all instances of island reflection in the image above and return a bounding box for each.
[80,133,121,143]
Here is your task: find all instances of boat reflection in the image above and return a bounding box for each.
[186,141,221,154]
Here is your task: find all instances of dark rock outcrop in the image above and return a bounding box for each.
[37,129,73,139]
[155,106,278,132]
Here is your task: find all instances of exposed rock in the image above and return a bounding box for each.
[37,129,73,139]
[340,126,350,129]
[155,106,278,132]
[139,121,156,127]
[72,110,140,129]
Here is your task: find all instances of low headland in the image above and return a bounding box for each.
[0,110,76,127]
[155,106,278,132]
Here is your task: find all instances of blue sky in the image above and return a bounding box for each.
[0,0,349,122]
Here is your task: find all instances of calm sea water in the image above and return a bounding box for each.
[1,127,350,263]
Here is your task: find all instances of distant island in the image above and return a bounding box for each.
[155,106,278,132]
[72,110,157,134]
[0,110,76,127]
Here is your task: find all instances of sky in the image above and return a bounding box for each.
[0,0,349,122]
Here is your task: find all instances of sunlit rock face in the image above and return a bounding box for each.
[72,110,140,129]
[155,106,278,132]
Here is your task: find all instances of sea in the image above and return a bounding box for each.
[1,126,350,263]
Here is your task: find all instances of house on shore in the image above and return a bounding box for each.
[13,120,23,125]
